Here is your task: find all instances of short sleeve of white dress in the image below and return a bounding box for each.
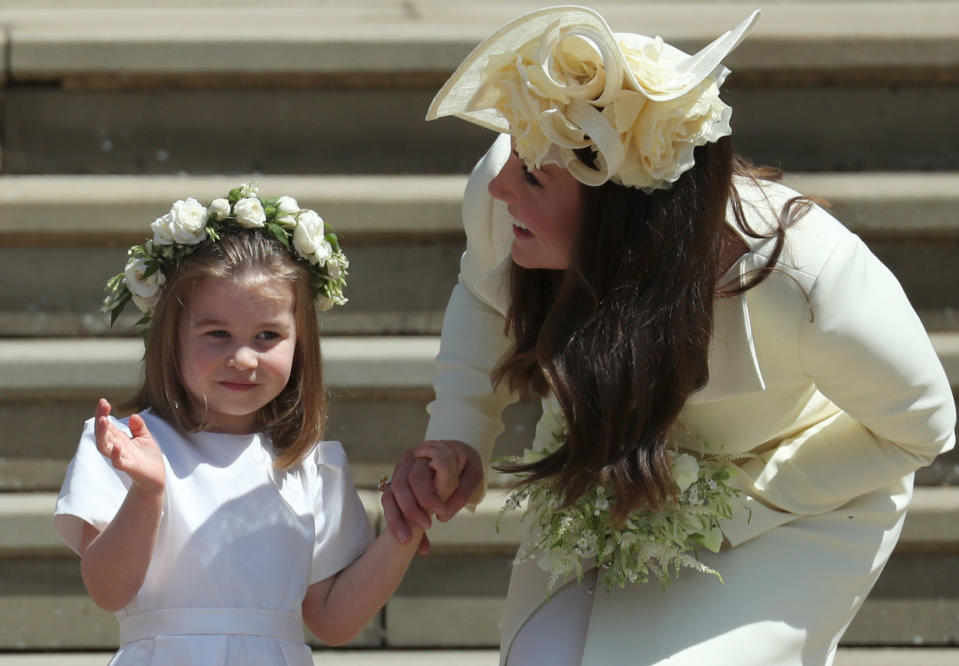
[53,416,134,555]
[307,440,374,584]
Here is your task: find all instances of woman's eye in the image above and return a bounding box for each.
[521,162,542,187]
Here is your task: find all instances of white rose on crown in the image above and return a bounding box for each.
[293,209,332,265]
[325,259,342,280]
[151,197,208,245]
[208,198,231,221]
[233,197,266,228]
[103,183,350,328]
[275,196,300,229]
[124,255,166,313]
[314,293,335,311]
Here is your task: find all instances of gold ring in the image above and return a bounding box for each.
[378,476,392,493]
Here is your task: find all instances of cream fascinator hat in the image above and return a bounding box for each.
[427,6,760,192]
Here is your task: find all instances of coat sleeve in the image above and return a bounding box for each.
[740,235,955,519]
[425,135,518,501]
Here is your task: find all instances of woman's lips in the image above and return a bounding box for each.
[512,225,533,239]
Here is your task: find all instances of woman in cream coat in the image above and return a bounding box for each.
[383,7,956,665]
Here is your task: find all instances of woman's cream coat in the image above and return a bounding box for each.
[425,135,955,664]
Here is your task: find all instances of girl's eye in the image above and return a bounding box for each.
[206,330,230,339]
[257,331,280,341]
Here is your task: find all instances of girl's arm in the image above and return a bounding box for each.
[301,525,423,646]
[79,399,166,612]
[304,446,459,645]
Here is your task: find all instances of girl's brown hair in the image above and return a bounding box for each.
[129,231,325,470]
[494,136,813,522]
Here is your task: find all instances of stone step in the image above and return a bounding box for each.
[6,2,956,79]
[0,335,956,491]
[0,3,956,173]
[0,648,959,666]
[1,173,958,337]
[1,488,957,650]
[1,650,957,666]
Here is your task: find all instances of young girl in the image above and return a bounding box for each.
[53,185,454,665]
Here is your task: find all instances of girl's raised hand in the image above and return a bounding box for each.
[94,398,165,496]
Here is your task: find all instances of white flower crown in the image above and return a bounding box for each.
[103,183,348,328]
[427,7,760,192]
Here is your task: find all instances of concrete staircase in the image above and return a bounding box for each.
[0,1,957,662]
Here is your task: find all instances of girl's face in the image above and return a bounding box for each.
[178,276,297,434]
[488,146,585,270]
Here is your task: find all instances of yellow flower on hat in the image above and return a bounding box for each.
[428,6,760,192]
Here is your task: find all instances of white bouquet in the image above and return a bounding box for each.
[500,395,742,592]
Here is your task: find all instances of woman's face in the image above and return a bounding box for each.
[488,147,585,270]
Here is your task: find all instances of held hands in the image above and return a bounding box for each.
[381,440,483,555]
[94,398,165,498]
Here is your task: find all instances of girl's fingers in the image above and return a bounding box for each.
[416,533,431,557]
[128,412,150,439]
[390,452,432,531]
[94,399,112,454]
[409,458,444,515]
[412,442,461,508]
[380,489,411,545]
[110,435,125,469]
[95,398,111,419]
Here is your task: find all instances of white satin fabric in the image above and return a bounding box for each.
[54,411,373,665]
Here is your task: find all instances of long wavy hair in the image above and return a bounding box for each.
[129,231,325,470]
[494,136,815,522]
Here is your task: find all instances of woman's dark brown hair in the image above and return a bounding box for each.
[129,231,325,470]
[494,136,812,522]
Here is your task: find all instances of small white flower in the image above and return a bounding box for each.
[237,183,259,198]
[151,197,208,245]
[314,293,335,311]
[671,453,700,493]
[208,198,231,221]
[275,195,300,228]
[233,197,266,228]
[124,256,165,313]
[293,209,332,264]
[326,259,342,279]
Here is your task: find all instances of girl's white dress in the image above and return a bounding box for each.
[54,411,373,666]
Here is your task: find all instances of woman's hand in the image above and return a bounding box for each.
[94,398,165,497]
[381,440,483,554]
[413,440,472,503]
